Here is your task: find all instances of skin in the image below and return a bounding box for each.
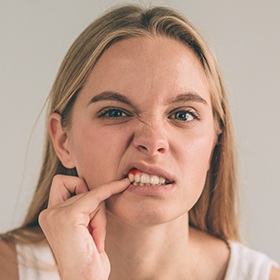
[45,36,227,279]
[1,36,279,279]
[54,36,217,228]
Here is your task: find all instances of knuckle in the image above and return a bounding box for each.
[39,207,61,223]
[51,174,63,185]
[92,190,103,204]
[38,208,51,227]
[39,211,63,232]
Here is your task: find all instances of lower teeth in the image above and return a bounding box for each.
[132,182,167,186]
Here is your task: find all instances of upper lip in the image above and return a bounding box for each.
[123,161,175,183]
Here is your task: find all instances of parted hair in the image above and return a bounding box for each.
[2,4,239,243]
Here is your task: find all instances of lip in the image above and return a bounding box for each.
[126,182,175,196]
[123,161,175,184]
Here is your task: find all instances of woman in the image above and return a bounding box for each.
[0,4,279,280]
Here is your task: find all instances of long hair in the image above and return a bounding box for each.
[2,4,239,243]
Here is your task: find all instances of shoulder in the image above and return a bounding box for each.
[226,241,279,280]
[189,227,230,279]
[0,239,18,280]
[270,266,280,280]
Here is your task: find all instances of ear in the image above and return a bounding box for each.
[48,113,76,169]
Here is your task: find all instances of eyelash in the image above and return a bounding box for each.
[97,106,200,123]
[168,108,200,122]
[97,107,132,119]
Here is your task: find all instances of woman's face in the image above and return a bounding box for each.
[65,36,217,226]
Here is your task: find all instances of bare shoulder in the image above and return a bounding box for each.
[189,227,230,280]
[270,266,280,280]
[0,239,18,280]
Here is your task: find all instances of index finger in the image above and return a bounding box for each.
[48,175,89,207]
[72,178,130,214]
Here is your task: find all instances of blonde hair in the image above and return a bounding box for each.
[2,4,239,243]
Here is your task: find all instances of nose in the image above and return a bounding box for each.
[132,121,169,157]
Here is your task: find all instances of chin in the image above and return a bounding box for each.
[106,196,188,228]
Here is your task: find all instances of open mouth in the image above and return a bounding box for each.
[127,168,172,186]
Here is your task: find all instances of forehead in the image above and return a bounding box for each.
[80,36,210,104]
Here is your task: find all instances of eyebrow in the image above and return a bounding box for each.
[87,91,208,107]
[168,92,208,106]
[87,91,133,106]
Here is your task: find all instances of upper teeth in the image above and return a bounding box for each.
[128,172,167,186]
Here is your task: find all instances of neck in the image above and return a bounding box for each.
[106,213,194,280]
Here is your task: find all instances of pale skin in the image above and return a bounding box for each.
[1,36,280,279]
[46,36,223,279]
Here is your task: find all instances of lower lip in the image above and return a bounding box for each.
[126,183,175,195]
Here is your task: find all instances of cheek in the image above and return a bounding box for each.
[181,138,213,184]
[177,130,216,206]
[69,125,128,188]
[179,128,215,170]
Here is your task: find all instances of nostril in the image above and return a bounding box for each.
[157,147,166,154]
[137,144,148,152]
[132,128,169,156]
[136,144,167,156]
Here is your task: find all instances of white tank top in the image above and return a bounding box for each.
[16,242,59,280]
[224,241,278,279]
[16,241,278,279]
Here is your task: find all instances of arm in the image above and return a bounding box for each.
[0,240,18,280]
[270,266,280,280]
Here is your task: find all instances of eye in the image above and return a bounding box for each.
[97,107,131,118]
[169,108,199,122]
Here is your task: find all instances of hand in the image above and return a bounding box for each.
[39,175,129,280]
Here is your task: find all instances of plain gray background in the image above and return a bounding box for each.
[1,0,279,263]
